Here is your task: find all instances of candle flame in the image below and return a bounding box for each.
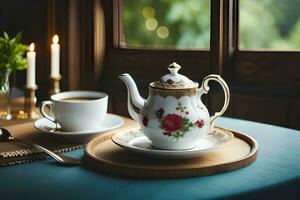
[52,35,59,44]
[29,43,35,51]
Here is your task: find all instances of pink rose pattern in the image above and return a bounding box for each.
[152,102,205,139]
[161,114,184,134]
[195,119,205,128]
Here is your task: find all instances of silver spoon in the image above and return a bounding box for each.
[0,128,81,165]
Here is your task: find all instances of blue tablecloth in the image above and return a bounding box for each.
[0,117,300,200]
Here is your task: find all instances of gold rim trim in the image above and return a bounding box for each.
[149,86,196,98]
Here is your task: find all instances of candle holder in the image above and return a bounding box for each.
[24,85,39,119]
[49,75,61,96]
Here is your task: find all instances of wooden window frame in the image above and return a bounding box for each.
[231,0,300,97]
[99,0,227,114]
[101,0,228,91]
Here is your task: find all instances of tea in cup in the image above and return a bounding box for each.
[39,91,108,132]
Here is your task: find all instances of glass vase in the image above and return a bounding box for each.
[0,70,12,120]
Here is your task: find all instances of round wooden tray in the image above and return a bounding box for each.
[84,126,258,178]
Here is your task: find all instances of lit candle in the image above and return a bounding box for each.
[51,34,60,78]
[26,43,36,88]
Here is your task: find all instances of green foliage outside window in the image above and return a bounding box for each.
[240,0,300,49]
[123,0,210,48]
[123,0,300,50]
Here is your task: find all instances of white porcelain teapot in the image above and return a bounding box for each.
[119,62,230,150]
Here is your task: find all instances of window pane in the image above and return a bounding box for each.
[122,0,210,49]
[240,0,300,50]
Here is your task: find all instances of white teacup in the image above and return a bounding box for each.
[39,91,108,132]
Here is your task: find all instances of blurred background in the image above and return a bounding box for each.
[0,0,299,130]
[123,0,300,50]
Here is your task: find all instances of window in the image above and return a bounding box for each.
[122,0,211,49]
[235,0,300,86]
[109,0,211,82]
[239,0,300,50]
[109,0,300,84]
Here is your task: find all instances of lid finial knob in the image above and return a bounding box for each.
[168,62,181,75]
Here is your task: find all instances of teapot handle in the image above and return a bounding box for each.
[199,74,230,126]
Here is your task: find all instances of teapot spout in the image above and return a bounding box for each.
[119,73,146,121]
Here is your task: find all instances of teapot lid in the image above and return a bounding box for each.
[150,62,198,89]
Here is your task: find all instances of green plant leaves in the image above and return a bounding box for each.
[0,31,28,73]
[3,32,9,40]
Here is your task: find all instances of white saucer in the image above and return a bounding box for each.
[34,113,124,143]
[112,127,234,159]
